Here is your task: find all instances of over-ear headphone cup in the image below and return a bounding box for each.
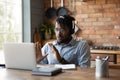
[71,29,74,34]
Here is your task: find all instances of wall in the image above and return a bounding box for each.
[44,0,120,46]
[31,0,44,42]
[23,0,31,42]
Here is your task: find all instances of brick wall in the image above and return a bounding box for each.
[44,0,120,46]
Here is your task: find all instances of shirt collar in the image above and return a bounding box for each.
[53,38,75,46]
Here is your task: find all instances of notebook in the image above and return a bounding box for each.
[3,43,37,70]
[32,66,62,76]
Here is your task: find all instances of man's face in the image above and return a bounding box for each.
[54,22,71,44]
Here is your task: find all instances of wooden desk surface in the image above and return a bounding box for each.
[0,67,120,80]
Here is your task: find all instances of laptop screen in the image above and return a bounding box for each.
[3,43,37,70]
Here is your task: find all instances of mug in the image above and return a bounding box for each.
[95,58,109,78]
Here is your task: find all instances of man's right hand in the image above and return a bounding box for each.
[35,42,48,63]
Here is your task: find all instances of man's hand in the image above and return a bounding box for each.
[35,42,48,63]
[48,43,62,62]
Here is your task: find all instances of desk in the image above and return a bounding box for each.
[0,67,120,80]
[91,50,120,64]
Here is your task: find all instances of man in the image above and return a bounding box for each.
[36,15,90,67]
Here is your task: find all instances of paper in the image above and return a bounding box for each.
[55,64,76,69]
[37,64,76,70]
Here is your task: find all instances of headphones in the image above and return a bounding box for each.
[71,21,75,34]
[57,15,75,34]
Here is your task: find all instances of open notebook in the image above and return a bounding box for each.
[32,64,76,76]
[37,64,76,70]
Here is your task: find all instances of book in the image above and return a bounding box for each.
[32,67,62,76]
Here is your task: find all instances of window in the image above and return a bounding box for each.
[0,0,22,64]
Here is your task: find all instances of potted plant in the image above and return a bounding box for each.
[39,22,55,40]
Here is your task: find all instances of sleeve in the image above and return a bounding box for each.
[38,43,48,64]
[77,41,90,67]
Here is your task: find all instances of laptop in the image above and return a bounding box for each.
[3,43,37,70]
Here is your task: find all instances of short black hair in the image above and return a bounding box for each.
[56,15,75,34]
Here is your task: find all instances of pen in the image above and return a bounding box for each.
[101,56,109,66]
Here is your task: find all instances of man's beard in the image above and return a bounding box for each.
[57,36,72,44]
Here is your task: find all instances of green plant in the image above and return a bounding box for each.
[39,22,55,35]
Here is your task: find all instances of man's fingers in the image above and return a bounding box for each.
[48,43,53,47]
[48,43,56,49]
[39,54,48,61]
